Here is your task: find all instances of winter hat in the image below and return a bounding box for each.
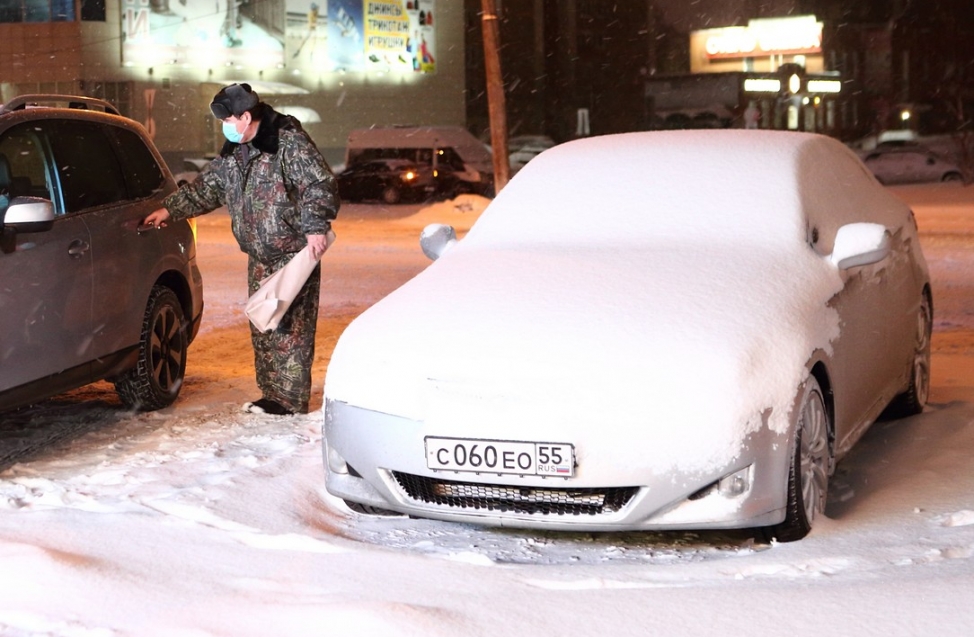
[210,83,260,119]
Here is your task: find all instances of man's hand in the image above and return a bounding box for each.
[307,230,335,260]
[142,208,171,229]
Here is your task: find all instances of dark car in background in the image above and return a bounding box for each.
[0,94,204,413]
[336,159,436,204]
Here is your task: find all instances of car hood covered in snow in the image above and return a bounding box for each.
[325,242,843,475]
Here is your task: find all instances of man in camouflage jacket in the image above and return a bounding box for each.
[142,83,340,415]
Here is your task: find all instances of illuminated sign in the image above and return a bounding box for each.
[807,79,841,93]
[743,78,781,93]
[702,16,822,60]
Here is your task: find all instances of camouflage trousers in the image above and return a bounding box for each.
[248,253,321,414]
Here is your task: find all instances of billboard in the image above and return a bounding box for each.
[120,0,436,74]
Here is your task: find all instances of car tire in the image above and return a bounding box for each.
[942,172,963,183]
[381,185,402,205]
[888,292,932,417]
[764,376,831,543]
[343,499,404,516]
[114,286,188,411]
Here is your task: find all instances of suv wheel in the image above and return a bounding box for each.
[115,286,188,410]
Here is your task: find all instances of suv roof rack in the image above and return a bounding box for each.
[0,94,120,116]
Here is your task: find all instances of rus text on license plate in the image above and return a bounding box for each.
[425,437,574,477]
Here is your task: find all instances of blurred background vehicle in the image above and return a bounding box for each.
[336,158,436,204]
[172,156,215,187]
[861,146,964,185]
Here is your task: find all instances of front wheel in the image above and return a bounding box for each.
[764,376,832,542]
[114,286,188,410]
[381,185,402,205]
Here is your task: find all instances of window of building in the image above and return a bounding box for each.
[0,0,76,22]
[80,0,104,21]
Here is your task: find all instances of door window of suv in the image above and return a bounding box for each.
[45,120,128,213]
[109,126,166,199]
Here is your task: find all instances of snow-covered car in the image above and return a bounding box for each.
[322,130,932,542]
[0,94,204,413]
[861,146,963,185]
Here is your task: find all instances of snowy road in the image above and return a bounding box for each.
[2,187,974,636]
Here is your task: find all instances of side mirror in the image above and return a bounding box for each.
[3,196,55,234]
[830,222,891,270]
[420,223,457,261]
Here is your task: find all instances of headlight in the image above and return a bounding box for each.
[402,171,416,182]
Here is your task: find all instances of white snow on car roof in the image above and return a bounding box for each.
[469,130,905,254]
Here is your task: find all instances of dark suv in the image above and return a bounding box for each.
[0,95,204,412]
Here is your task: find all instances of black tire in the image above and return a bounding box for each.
[381,185,401,204]
[888,293,932,417]
[764,376,831,543]
[114,286,188,411]
[942,172,963,183]
[343,499,403,516]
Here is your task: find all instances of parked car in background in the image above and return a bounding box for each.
[0,94,204,413]
[172,156,214,187]
[861,146,963,185]
[507,135,556,172]
[336,158,435,204]
[345,126,494,199]
[323,130,931,542]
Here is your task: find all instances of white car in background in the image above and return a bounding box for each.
[861,146,963,185]
[323,130,931,542]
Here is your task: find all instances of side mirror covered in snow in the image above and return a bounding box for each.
[420,223,457,261]
[830,222,891,270]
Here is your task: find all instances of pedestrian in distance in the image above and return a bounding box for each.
[141,82,340,416]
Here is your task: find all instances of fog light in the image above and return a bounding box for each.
[718,466,751,497]
[325,442,349,475]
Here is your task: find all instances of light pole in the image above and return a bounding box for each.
[481,0,510,193]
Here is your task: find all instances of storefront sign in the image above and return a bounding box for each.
[702,16,822,60]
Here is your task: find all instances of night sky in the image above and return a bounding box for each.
[656,0,785,32]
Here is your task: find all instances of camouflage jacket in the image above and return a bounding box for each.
[164,110,340,264]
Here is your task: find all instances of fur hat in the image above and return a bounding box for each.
[210,83,260,119]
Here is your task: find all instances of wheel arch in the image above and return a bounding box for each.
[809,360,836,469]
[153,269,196,342]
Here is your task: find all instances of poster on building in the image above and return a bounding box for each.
[325,0,436,73]
[120,0,435,75]
[120,0,286,68]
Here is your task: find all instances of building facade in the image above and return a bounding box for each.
[0,0,467,166]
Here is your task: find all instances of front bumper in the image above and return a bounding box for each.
[323,399,792,532]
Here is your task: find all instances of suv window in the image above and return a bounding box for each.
[0,125,53,202]
[46,120,128,212]
[110,126,166,199]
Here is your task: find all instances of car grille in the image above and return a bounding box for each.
[391,472,637,516]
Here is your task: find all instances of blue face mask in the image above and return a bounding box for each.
[222,121,244,143]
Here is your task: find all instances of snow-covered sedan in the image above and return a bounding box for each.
[322,130,932,542]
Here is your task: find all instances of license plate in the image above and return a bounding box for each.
[425,437,574,477]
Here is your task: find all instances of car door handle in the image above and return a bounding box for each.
[67,239,90,257]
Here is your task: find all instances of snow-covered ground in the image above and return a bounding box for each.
[2,186,974,636]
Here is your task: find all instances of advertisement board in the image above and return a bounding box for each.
[120,0,436,74]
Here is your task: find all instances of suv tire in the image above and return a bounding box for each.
[115,286,188,410]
